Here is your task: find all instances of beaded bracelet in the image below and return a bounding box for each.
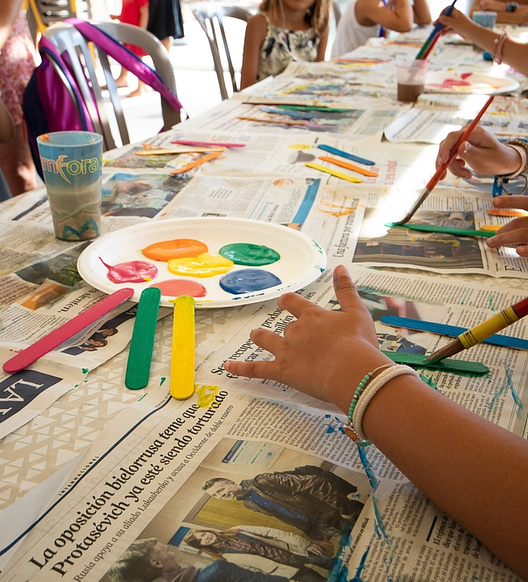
[493,30,508,65]
[346,364,420,446]
[345,363,394,445]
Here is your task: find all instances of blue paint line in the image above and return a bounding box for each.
[291,178,321,225]
[504,363,524,412]
[328,526,352,582]
[350,545,371,582]
[358,446,379,491]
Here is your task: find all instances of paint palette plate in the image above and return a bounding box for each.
[77,217,327,308]
[425,71,519,95]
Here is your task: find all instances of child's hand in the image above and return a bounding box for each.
[436,126,520,179]
[487,196,528,256]
[437,7,475,37]
[224,265,392,410]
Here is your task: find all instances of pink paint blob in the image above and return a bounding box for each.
[150,279,207,298]
[100,258,158,283]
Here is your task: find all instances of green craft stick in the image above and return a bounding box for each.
[386,223,495,238]
[125,287,161,390]
[382,351,489,376]
[277,105,350,112]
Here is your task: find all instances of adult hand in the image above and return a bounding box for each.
[224,265,392,411]
[487,196,528,256]
[436,126,520,179]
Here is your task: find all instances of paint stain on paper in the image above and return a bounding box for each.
[219,243,280,266]
[196,385,219,407]
[100,258,158,283]
[220,269,282,294]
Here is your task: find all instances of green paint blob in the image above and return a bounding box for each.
[82,368,89,374]
[219,243,280,266]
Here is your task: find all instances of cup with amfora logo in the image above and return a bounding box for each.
[37,131,103,241]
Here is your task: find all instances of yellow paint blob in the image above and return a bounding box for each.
[290,144,311,150]
[167,253,234,277]
[196,384,219,408]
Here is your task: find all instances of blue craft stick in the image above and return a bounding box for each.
[380,315,528,351]
[318,144,375,166]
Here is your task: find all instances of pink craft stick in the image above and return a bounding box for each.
[171,139,245,148]
[2,288,134,374]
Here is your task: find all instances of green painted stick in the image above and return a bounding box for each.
[386,223,496,238]
[125,287,161,390]
[382,351,489,376]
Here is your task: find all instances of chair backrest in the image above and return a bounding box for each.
[192,2,252,100]
[43,21,181,150]
[26,0,76,43]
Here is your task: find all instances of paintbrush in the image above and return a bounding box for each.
[424,296,528,364]
[415,0,457,60]
[395,95,494,225]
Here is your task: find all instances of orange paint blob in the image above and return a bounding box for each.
[150,279,207,297]
[167,253,234,277]
[142,238,208,262]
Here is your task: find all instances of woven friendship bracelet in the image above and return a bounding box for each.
[351,364,420,445]
[345,363,394,446]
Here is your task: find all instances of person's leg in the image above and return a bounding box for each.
[115,66,129,87]
[127,79,147,98]
[0,123,36,196]
[161,36,172,51]
[194,561,289,582]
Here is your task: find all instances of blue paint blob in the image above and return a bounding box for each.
[220,269,282,295]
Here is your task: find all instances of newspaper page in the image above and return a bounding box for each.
[384,95,528,144]
[0,384,522,581]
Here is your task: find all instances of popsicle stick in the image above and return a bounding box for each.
[319,156,379,177]
[170,295,195,400]
[136,147,225,155]
[170,150,224,175]
[382,351,489,375]
[172,139,245,148]
[125,288,161,390]
[305,162,362,183]
[3,288,134,374]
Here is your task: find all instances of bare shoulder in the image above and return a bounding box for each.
[247,12,269,33]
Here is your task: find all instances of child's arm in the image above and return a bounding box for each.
[356,0,413,32]
[0,0,23,48]
[138,4,149,30]
[0,95,14,144]
[316,26,329,60]
[412,0,432,25]
[240,14,268,90]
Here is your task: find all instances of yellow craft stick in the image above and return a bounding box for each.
[318,156,379,177]
[306,162,362,183]
[170,295,195,400]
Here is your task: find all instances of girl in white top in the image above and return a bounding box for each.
[240,0,330,89]
[331,0,431,58]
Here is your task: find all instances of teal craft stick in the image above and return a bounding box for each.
[318,144,375,166]
[380,316,528,351]
[386,222,496,238]
[277,105,351,113]
[381,351,489,375]
[125,287,161,390]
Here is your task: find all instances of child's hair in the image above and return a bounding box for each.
[259,0,330,37]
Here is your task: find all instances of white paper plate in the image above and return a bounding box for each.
[425,71,519,95]
[77,217,327,308]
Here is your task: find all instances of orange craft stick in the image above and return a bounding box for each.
[318,156,379,177]
[170,150,223,175]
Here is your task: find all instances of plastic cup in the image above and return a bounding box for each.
[396,57,429,103]
[37,131,103,241]
[472,10,498,28]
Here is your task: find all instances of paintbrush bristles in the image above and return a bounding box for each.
[424,338,464,364]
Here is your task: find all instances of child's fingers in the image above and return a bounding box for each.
[492,196,528,212]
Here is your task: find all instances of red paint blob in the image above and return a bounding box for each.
[150,279,207,298]
[100,258,158,283]
[142,238,208,262]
